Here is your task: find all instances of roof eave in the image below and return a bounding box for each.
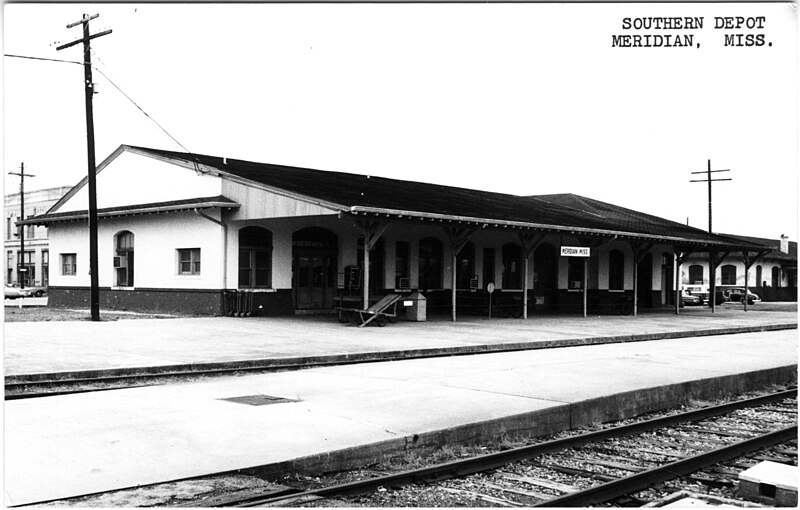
[347,206,763,250]
[20,199,240,226]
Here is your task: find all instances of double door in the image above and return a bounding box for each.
[293,254,335,310]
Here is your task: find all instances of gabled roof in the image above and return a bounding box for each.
[24,144,770,251]
[19,196,239,224]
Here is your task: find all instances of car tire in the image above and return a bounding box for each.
[35,290,43,297]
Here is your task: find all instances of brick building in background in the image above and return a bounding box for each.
[4,186,72,287]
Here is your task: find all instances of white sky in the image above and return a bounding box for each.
[3,2,797,241]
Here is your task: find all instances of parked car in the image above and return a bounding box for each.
[680,291,703,306]
[25,284,48,297]
[4,284,32,299]
[724,288,761,305]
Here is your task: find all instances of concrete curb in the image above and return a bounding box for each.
[7,322,797,383]
[237,365,797,480]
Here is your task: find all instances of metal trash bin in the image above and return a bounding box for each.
[403,292,426,322]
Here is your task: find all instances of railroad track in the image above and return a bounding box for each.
[193,389,796,507]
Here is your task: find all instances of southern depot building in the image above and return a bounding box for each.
[21,145,792,318]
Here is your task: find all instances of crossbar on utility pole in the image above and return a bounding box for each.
[57,13,112,322]
[9,163,35,289]
[690,159,731,312]
[690,159,731,234]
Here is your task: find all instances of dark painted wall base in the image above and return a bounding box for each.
[747,286,797,302]
[47,286,687,317]
[48,287,296,317]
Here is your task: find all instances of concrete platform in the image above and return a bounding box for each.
[4,306,797,379]
[4,327,797,506]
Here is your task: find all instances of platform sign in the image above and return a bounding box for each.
[560,246,590,257]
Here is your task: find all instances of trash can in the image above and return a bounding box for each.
[403,292,427,322]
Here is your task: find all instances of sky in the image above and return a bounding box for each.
[3,2,797,241]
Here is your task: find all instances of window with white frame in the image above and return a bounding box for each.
[62,253,77,276]
[178,248,201,275]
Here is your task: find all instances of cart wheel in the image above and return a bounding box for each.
[376,315,387,327]
[348,311,359,324]
[387,315,397,324]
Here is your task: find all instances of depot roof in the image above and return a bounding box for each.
[25,145,769,252]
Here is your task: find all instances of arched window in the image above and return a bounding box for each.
[608,250,624,290]
[502,243,523,289]
[239,226,273,288]
[114,231,134,287]
[456,242,476,289]
[756,265,763,287]
[721,264,737,285]
[688,264,704,284]
[772,266,780,288]
[418,237,442,290]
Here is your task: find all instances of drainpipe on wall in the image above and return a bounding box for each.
[194,209,228,290]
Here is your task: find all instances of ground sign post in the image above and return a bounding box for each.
[561,246,590,317]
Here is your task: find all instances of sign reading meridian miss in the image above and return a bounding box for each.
[560,246,590,257]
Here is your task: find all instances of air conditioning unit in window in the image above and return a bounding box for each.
[113,255,128,269]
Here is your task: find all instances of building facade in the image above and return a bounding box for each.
[4,186,72,287]
[24,145,768,317]
[681,234,797,301]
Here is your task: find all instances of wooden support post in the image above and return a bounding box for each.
[362,242,370,310]
[632,255,638,316]
[707,250,730,314]
[744,256,749,312]
[519,232,544,320]
[451,248,457,321]
[741,249,770,312]
[709,252,716,313]
[583,257,588,318]
[445,227,476,322]
[356,220,390,310]
[630,241,653,318]
[674,252,685,315]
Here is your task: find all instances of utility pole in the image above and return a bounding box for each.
[9,163,35,288]
[690,159,731,313]
[690,159,731,234]
[57,14,111,322]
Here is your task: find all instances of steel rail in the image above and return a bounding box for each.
[535,425,798,507]
[229,389,796,507]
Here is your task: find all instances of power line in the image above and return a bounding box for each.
[92,67,191,154]
[5,51,192,154]
[4,53,85,65]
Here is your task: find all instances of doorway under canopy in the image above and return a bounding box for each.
[292,227,338,310]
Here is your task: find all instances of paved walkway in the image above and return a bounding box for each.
[4,328,796,506]
[4,306,797,377]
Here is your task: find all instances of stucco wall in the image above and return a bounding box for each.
[49,211,224,289]
[681,257,791,288]
[57,150,224,213]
